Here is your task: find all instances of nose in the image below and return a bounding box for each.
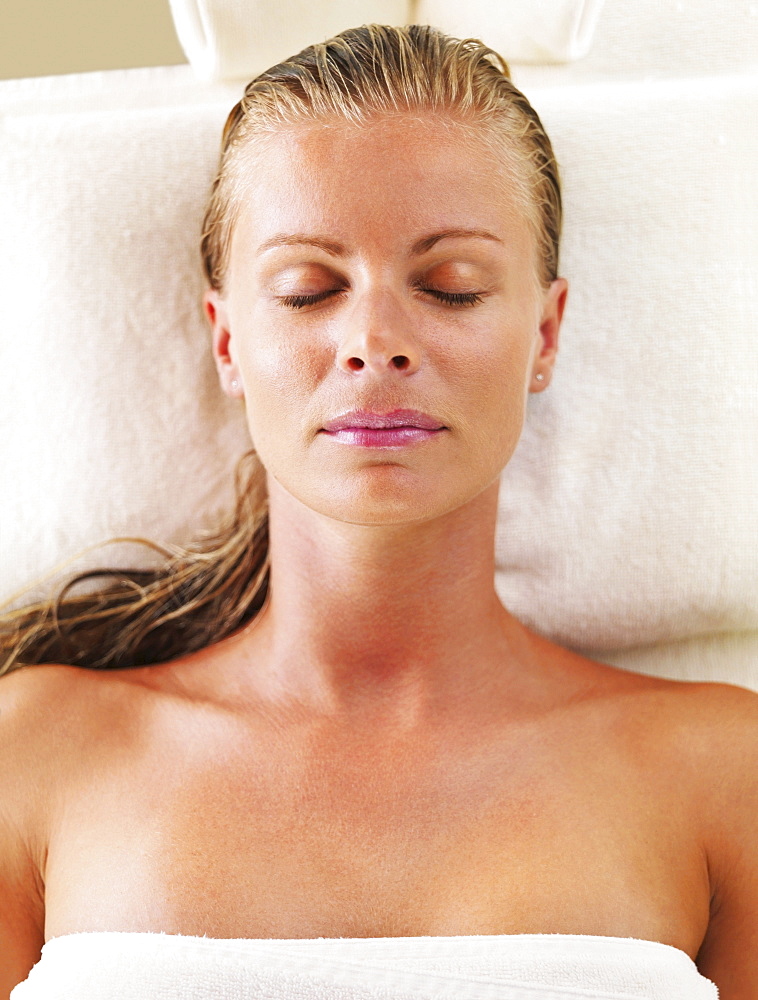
[335,286,421,376]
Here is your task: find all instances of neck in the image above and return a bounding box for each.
[219,475,539,726]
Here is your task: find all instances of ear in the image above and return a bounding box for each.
[204,288,243,398]
[530,277,569,392]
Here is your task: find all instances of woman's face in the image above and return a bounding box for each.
[207,113,566,526]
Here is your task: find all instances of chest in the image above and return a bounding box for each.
[41,708,709,957]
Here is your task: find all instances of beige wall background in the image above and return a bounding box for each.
[0,0,187,80]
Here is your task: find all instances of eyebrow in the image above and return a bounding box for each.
[255,228,504,257]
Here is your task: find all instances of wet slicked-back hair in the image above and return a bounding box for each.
[202,23,562,296]
[1,23,562,676]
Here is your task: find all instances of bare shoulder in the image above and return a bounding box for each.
[0,662,96,781]
[0,658,189,838]
[0,662,117,852]
[641,673,758,746]
[0,662,168,804]
[600,668,758,790]
[0,662,132,755]
[579,654,758,734]
[641,676,758,996]
[689,681,758,996]
[654,676,758,816]
[661,673,758,726]
[0,665,80,866]
[0,665,86,995]
[0,663,151,996]
[0,657,181,827]
[645,675,758,775]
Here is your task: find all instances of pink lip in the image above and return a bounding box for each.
[321,409,445,432]
[322,426,445,448]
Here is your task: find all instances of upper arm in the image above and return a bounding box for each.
[0,816,44,999]
[0,669,52,998]
[694,682,758,998]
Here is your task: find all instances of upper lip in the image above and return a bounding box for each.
[321,409,446,432]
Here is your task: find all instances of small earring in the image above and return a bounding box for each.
[231,378,240,392]
[535,373,545,382]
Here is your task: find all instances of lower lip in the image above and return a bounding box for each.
[321,427,445,447]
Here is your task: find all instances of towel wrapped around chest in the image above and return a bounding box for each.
[10,931,719,1000]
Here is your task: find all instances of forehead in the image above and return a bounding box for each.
[230,113,535,260]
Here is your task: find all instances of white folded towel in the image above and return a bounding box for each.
[10,930,719,999]
[167,0,410,81]
[416,0,607,63]
[167,0,607,82]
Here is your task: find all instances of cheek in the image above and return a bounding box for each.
[437,319,533,461]
[441,312,532,402]
[234,313,327,444]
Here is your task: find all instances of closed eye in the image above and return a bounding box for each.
[277,288,484,309]
[424,289,484,307]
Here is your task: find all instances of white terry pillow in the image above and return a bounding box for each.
[167,0,607,82]
[511,0,758,88]
[0,68,755,664]
[417,0,606,64]
[494,72,758,653]
[0,87,251,612]
[168,0,410,81]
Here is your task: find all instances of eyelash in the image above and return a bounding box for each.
[278,288,484,310]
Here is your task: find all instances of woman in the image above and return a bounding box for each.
[1,23,755,1000]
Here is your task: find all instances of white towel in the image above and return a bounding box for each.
[416,0,607,64]
[166,0,606,82]
[167,0,410,82]
[10,931,719,999]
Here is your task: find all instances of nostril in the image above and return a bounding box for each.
[345,355,409,370]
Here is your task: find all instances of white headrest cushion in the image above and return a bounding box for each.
[0,68,755,658]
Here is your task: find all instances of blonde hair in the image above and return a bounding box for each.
[0,23,562,677]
